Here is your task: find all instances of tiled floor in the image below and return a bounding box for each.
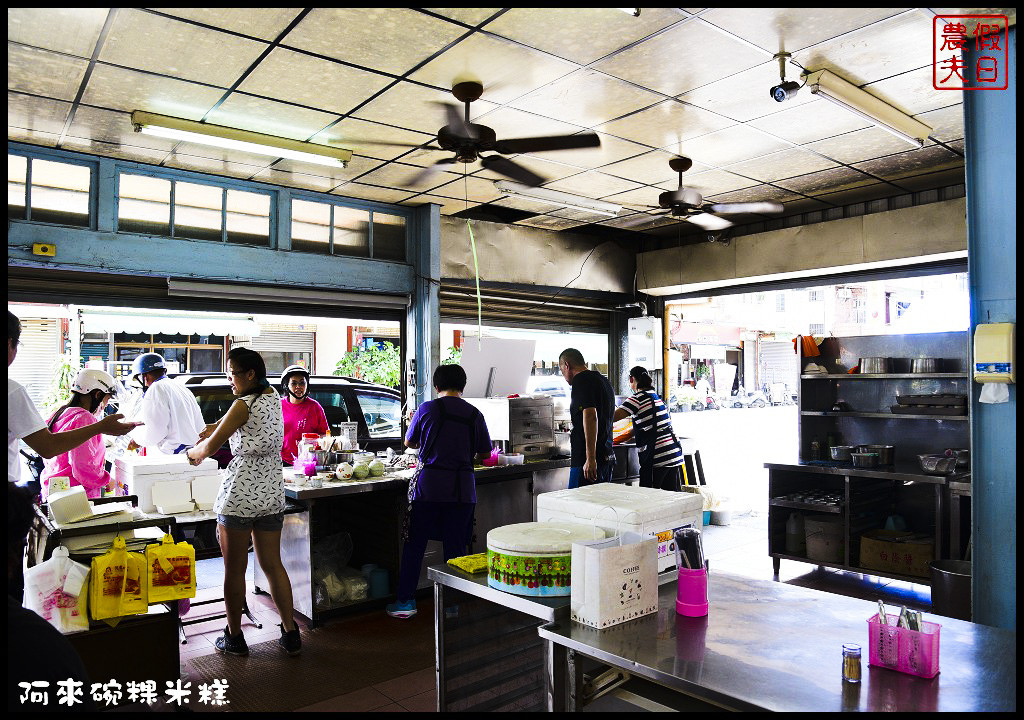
[176,516,930,712]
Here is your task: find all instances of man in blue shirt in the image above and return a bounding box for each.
[559,348,615,489]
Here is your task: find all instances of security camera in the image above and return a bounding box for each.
[770,81,801,103]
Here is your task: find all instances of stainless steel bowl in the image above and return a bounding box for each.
[851,452,880,468]
[830,445,856,462]
[859,357,891,374]
[911,358,941,373]
[857,444,895,465]
[918,454,959,475]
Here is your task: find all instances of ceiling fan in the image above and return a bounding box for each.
[623,157,784,231]
[365,81,601,187]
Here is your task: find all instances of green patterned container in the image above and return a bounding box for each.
[486,522,606,597]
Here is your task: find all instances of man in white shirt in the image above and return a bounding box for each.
[8,311,138,485]
[127,353,205,455]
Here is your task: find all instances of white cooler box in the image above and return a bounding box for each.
[536,483,703,572]
[113,455,218,513]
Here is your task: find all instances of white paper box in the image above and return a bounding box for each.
[190,474,222,511]
[152,480,194,514]
[570,532,658,629]
[537,483,702,572]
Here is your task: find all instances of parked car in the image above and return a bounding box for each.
[175,373,405,467]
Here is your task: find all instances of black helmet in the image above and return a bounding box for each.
[281,364,311,399]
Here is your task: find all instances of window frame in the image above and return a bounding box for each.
[8,151,97,229]
[288,195,408,262]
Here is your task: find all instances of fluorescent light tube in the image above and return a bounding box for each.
[802,70,932,148]
[131,111,353,168]
[494,180,621,216]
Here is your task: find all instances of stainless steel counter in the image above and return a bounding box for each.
[764,460,965,485]
[538,571,1016,712]
[428,564,571,623]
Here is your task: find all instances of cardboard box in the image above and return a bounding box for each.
[859,530,934,578]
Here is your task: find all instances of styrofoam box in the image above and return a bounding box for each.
[114,455,217,512]
[536,483,703,572]
[190,473,222,511]
[152,479,194,515]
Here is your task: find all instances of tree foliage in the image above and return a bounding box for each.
[334,341,401,388]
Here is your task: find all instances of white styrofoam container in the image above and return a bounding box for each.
[114,455,217,476]
[190,474,222,511]
[151,479,193,515]
[536,483,703,572]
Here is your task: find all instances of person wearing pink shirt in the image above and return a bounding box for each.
[279,365,329,465]
[40,369,122,499]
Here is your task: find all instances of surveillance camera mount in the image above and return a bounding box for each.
[773,52,792,83]
[769,53,800,103]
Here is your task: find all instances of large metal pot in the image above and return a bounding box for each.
[859,357,891,374]
[830,445,856,462]
[911,358,941,373]
[857,444,895,465]
[851,452,880,468]
[918,454,958,475]
[930,560,971,620]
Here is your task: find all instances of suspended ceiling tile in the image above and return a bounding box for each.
[251,167,342,194]
[67,106,178,152]
[724,147,839,183]
[99,9,268,87]
[597,213,677,231]
[947,139,965,154]
[282,8,467,77]
[466,166,509,182]
[59,136,170,165]
[780,197,832,215]
[548,206,612,222]
[486,8,684,66]
[422,8,502,26]
[355,161,459,194]
[705,184,802,204]
[163,151,267,180]
[515,214,590,231]
[851,145,963,182]
[7,93,71,135]
[543,171,642,199]
[793,10,934,88]
[811,182,899,206]
[205,93,341,142]
[396,145,462,169]
[8,126,60,147]
[508,69,664,129]
[166,141,278,168]
[678,61,819,123]
[914,103,965,142]
[592,20,767,97]
[887,167,966,192]
[529,133,650,172]
[148,7,303,41]
[804,126,923,165]
[490,195,560,214]
[8,46,88,102]
[492,154,585,185]
[600,150,708,186]
[658,168,760,196]
[747,97,871,145]
[312,117,433,162]
[238,48,393,116]
[701,7,908,54]
[400,193,472,214]
[595,99,736,149]
[81,64,225,117]
[776,166,877,195]
[8,7,109,59]
[600,185,664,208]
[408,32,577,105]
[353,81,497,135]
[333,182,416,205]
[864,65,961,116]
[668,124,792,166]
[473,106,587,140]
[429,174,504,203]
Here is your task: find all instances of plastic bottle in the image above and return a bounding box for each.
[786,513,806,555]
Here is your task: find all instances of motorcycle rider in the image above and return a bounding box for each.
[127,352,205,455]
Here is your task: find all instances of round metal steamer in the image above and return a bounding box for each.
[486,522,607,597]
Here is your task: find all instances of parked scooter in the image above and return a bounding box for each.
[731,385,768,409]
[691,392,721,411]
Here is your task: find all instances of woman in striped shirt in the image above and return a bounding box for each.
[614,366,684,491]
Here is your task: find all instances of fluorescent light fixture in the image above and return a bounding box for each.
[801,70,932,148]
[131,111,353,168]
[494,180,622,218]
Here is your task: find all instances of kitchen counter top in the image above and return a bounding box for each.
[539,571,1016,712]
[764,460,967,485]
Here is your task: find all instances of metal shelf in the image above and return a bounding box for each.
[801,411,968,420]
[769,553,932,586]
[769,498,842,514]
[801,373,968,380]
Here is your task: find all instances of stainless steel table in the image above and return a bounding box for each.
[539,571,1016,712]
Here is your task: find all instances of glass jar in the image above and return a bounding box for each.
[842,643,862,683]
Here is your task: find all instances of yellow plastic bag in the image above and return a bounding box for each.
[145,534,196,602]
[89,536,148,621]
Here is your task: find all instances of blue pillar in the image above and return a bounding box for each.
[409,203,441,406]
[964,27,1016,629]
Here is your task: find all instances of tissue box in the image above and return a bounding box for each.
[151,480,195,515]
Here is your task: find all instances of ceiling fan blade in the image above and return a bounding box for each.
[493,133,601,155]
[480,155,546,186]
[406,158,457,187]
[436,102,477,140]
[685,213,734,230]
[708,201,784,215]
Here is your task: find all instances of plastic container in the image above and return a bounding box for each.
[486,522,606,597]
[805,516,843,563]
[369,568,389,598]
[867,613,941,678]
[675,566,709,617]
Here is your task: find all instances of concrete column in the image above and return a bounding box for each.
[410,204,442,406]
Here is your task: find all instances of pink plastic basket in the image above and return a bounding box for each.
[867,613,941,678]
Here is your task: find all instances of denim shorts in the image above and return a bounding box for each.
[217,512,284,532]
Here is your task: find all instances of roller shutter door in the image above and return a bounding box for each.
[758,340,798,390]
[439,283,612,332]
[10,318,62,406]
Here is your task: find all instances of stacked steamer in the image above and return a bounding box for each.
[113,455,219,514]
[486,522,606,597]
[536,483,703,572]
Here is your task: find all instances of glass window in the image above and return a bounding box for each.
[189,347,223,373]
[333,206,370,258]
[119,173,171,236]
[8,154,27,220]
[259,351,312,376]
[291,199,330,254]
[29,159,91,227]
[227,189,270,246]
[175,181,223,242]
[308,390,351,436]
[372,212,406,262]
[353,390,401,438]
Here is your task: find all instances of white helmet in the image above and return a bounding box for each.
[70,368,122,399]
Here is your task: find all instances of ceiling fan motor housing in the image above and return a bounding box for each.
[438,123,497,163]
[660,187,703,210]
